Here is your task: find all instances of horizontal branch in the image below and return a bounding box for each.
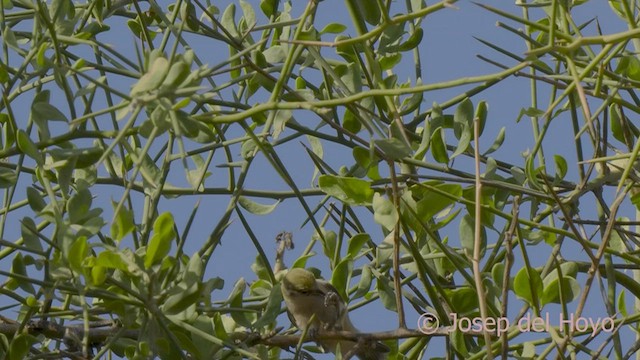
[250,326,485,349]
[0,319,138,345]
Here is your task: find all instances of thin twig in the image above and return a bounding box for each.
[473,115,493,358]
[500,196,519,359]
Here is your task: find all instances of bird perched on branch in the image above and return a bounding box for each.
[281,268,389,359]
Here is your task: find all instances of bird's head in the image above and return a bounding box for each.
[282,268,318,294]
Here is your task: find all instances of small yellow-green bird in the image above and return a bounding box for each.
[281,268,389,359]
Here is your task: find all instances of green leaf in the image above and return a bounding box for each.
[610,104,624,143]
[525,154,543,191]
[179,117,216,144]
[554,154,568,180]
[47,147,102,169]
[291,253,315,269]
[430,127,448,164]
[0,168,16,188]
[343,108,362,134]
[177,3,199,32]
[0,61,9,83]
[17,130,43,165]
[520,342,536,358]
[186,155,212,191]
[492,263,505,288]
[353,0,381,25]
[0,112,15,149]
[228,278,252,327]
[144,212,176,268]
[331,258,352,301]
[609,225,627,254]
[253,282,284,328]
[163,254,203,315]
[609,105,636,143]
[221,3,239,38]
[399,86,423,115]
[260,0,277,17]
[77,22,110,39]
[520,228,555,246]
[77,214,105,238]
[67,188,92,224]
[483,127,506,155]
[96,250,130,272]
[2,26,20,52]
[453,98,473,139]
[450,325,469,356]
[543,262,578,283]
[239,0,256,27]
[133,149,162,190]
[295,76,306,89]
[631,192,640,212]
[475,100,488,136]
[353,146,380,179]
[618,290,627,317]
[376,274,397,311]
[161,61,189,89]
[398,28,423,51]
[516,107,545,123]
[260,0,278,18]
[271,109,291,139]
[21,217,42,253]
[513,267,543,307]
[339,63,363,94]
[451,123,471,159]
[68,236,88,272]
[251,254,271,282]
[511,166,526,185]
[238,196,280,215]
[306,135,323,182]
[373,193,398,231]
[347,233,371,258]
[229,46,241,80]
[616,55,640,81]
[54,159,75,197]
[484,157,498,179]
[241,138,257,159]
[415,183,462,220]
[375,137,412,160]
[111,201,135,242]
[320,23,346,34]
[541,276,580,306]
[459,214,485,258]
[87,264,104,286]
[379,53,402,70]
[414,120,431,160]
[126,19,145,40]
[335,34,361,62]
[131,57,169,95]
[462,186,495,227]
[11,253,35,294]
[32,101,68,124]
[9,334,38,360]
[609,0,625,18]
[318,175,374,205]
[261,46,285,65]
[354,265,373,299]
[378,21,404,53]
[448,287,478,313]
[316,229,337,263]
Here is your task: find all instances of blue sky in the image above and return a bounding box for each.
[2,0,638,358]
[189,1,638,358]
